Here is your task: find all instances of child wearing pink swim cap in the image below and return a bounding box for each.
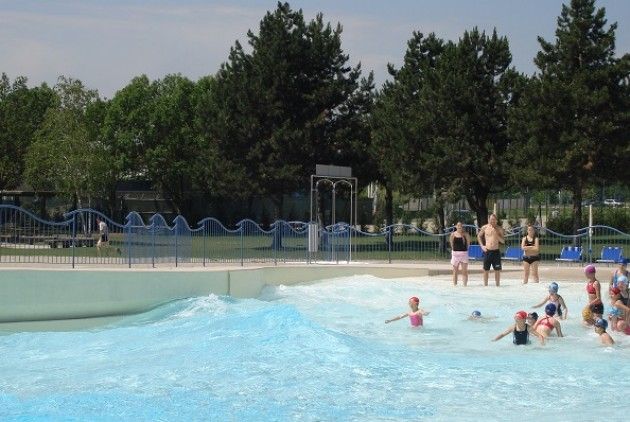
[582,264,602,326]
[385,296,430,327]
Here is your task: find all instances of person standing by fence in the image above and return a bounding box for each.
[96,217,109,256]
[478,214,504,287]
[450,222,471,286]
[521,224,540,284]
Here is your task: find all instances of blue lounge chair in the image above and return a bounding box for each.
[503,246,523,262]
[468,244,483,261]
[555,246,582,263]
[596,246,623,264]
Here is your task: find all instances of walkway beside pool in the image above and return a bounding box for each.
[0,260,598,280]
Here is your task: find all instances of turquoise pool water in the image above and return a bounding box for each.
[0,275,627,421]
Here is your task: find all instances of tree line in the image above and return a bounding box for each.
[0,0,628,232]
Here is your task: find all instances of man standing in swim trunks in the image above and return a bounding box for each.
[477,214,504,287]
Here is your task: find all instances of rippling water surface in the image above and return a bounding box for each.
[1,275,627,421]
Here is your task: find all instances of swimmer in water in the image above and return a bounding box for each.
[469,310,482,320]
[526,312,538,327]
[533,303,564,338]
[385,296,430,327]
[610,258,629,295]
[594,318,614,346]
[468,310,496,321]
[582,264,602,326]
[608,287,630,333]
[532,282,568,320]
[493,311,545,345]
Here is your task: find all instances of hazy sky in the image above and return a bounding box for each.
[1,0,628,98]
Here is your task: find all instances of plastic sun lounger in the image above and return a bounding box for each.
[468,244,483,261]
[503,246,523,261]
[555,246,582,263]
[595,246,623,264]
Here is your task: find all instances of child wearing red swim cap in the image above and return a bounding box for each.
[385,296,430,327]
[493,311,545,345]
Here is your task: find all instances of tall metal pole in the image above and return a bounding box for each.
[588,204,593,263]
[349,184,353,263]
[332,185,336,263]
[71,213,76,269]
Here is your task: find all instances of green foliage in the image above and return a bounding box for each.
[546,211,579,234]
[212,2,373,211]
[371,32,444,196]
[0,73,56,189]
[449,209,475,226]
[372,28,519,227]
[593,207,630,232]
[24,76,105,205]
[546,207,630,234]
[508,0,630,233]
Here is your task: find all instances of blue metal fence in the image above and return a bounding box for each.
[0,205,628,267]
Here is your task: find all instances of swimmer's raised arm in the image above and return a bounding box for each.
[385,313,407,324]
[492,325,514,341]
[532,296,549,308]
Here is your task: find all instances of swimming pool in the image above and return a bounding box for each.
[0,275,627,421]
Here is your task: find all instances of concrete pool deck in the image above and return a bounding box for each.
[0,261,610,331]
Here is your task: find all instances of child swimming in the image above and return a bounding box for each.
[608,287,630,333]
[385,296,430,327]
[594,318,615,346]
[532,282,568,319]
[468,310,496,321]
[526,312,538,327]
[493,311,545,345]
[532,303,564,338]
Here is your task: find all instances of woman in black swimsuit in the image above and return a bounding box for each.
[521,224,540,284]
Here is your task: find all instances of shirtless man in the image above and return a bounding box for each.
[477,213,505,286]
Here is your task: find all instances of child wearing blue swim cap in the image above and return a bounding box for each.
[467,310,496,321]
[594,318,614,346]
[532,303,564,338]
[610,259,629,294]
[532,282,568,320]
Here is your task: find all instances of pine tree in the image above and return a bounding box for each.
[509,0,630,234]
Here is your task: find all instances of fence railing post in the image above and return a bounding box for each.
[273,223,278,266]
[127,224,132,268]
[240,225,244,267]
[151,223,155,268]
[71,213,76,269]
[387,226,392,264]
[175,223,179,268]
[203,223,207,267]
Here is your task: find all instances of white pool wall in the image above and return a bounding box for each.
[0,265,431,327]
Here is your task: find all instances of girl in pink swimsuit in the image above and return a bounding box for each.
[385,296,430,327]
[533,303,564,338]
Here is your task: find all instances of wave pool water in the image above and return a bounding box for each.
[0,275,628,421]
